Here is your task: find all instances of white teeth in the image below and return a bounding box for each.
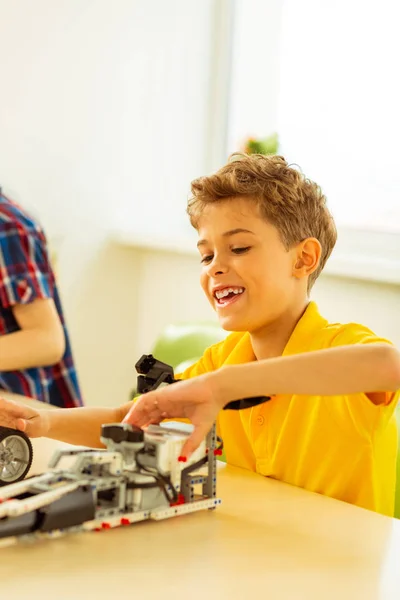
[215,287,244,300]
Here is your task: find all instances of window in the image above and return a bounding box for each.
[227,0,400,283]
[277,0,400,233]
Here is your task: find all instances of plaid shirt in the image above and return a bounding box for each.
[0,192,83,407]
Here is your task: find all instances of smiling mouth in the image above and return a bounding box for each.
[213,286,245,307]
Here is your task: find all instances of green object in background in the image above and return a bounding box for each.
[151,323,227,370]
[244,132,279,155]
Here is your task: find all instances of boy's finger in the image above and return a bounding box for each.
[16,418,27,433]
[16,418,42,438]
[124,393,164,427]
[181,424,210,459]
[123,407,147,427]
[122,400,143,423]
[122,407,133,423]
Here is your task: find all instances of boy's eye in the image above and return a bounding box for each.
[200,247,251,263]
[200,254,213,264]
[232,246,251,255]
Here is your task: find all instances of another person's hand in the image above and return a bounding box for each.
[0,397,49,438]
[123,373,224,458]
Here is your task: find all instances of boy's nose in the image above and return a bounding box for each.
[208,259,228,277]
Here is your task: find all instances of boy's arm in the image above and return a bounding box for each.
[0,398,133,448]
[125,344,400,457]
[0,298,65,370]
[214,343,400,406]
[43,402,133,447]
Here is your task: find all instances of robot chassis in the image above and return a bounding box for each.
[0,354,271,546]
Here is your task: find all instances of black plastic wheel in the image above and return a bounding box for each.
[0,426,33,486]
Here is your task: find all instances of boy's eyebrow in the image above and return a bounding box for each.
[197,228,255,248]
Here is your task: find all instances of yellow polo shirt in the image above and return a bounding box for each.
[178,302,399,516]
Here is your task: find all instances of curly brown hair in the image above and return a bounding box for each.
[187,153,337,290]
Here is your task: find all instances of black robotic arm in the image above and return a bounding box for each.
[135,354,272,409]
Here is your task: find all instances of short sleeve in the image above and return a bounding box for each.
[0,224,54,308]
[330,324,399,427]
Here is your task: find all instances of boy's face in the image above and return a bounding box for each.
[196,197,305,333]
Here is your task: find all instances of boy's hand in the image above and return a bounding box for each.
[0,397,49,438]
[123,373,224,459]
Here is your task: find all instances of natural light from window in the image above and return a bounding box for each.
[228,0,400,235]
[277,0,400,233]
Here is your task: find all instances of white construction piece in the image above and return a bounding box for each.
[0,421,222,546]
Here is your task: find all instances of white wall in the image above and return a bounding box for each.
[313,277,400,347]
[0,0,216,406]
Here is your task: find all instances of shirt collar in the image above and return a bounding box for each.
[282,301,328,356]
[223,301,327,365]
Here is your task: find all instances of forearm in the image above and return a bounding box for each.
[45,403,132,448]
[214,344,400,405]
[0,328,65,370]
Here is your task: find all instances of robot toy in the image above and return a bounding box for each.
[0,354,270,546]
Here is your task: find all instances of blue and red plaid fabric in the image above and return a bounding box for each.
[0,192,83,407]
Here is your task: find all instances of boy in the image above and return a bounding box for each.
[0,189,83,408]
[0,155,399,516]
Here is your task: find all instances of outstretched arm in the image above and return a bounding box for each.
[124,343,400,457]
[39,402,134,447]
[0,398,133,448]
[215,343,400,405]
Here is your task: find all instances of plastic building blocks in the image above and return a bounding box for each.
[0,355,222,546]
[0,353,271,547]
[135,354,177,393]
[0,419,221,547]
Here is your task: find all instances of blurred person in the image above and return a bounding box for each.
[0,188,83,407]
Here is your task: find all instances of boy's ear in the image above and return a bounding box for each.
[292,238,321,278]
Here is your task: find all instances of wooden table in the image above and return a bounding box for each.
[1,436,400,600]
